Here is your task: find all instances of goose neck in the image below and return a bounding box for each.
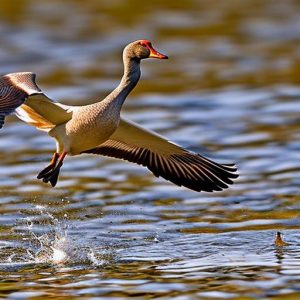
[108,56,141,107]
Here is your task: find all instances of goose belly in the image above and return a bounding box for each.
[50,116,118,155]
[49,103,121,155]
[70,120,118,154]
[71,131,113,155]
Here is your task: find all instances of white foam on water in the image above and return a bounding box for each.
[2,204,116,267]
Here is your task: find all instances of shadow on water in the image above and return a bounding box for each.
[1,0,300,299]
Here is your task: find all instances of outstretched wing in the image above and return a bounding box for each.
[0,72,42,129]
[16,94,73,131]
[12,75,73,131]
[82,118,238,192]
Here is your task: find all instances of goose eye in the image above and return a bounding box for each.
[139,40,151,48]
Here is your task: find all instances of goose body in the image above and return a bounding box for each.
[50,100,120,155]
[9,40,238,191]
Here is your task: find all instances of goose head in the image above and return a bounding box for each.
[123,40,168,61]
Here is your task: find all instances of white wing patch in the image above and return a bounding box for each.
[15,94,73,131]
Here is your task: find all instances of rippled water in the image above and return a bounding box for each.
[1,0,300,299]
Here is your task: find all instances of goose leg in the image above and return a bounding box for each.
[37,152,59,179]
[39,152,68,187]
[47,168,61,187]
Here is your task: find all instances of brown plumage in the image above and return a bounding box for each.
[83,120,237,192]
[11,40,238,191]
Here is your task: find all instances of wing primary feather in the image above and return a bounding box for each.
[169,156,219,191]
[178,154,234,186]
[81,118,238,192]
[179,153,238,181]
[82,141,238,192]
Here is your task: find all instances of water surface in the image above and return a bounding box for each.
[1,1,300,299]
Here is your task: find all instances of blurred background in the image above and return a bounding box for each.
[1,1,300,299]
[2,0,300,92]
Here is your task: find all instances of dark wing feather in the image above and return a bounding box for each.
[82,118,238,192]
[0,72,42,129]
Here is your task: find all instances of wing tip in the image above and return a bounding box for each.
[81,143,239,193]
[4,72,42,96]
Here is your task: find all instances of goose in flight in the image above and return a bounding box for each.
[8,40,238,191]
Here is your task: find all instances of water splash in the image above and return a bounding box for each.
[2,204,116,267]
